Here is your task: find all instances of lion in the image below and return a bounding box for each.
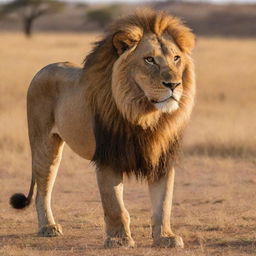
[10,9,196,248]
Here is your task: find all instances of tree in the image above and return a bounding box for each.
[86,5,120,29]
[1,0,64,37]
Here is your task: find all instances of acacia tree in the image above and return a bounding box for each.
[1,0,64,37]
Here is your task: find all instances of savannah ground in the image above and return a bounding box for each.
[0,33,255,256]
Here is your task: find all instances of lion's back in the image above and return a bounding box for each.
[28,62,82,96]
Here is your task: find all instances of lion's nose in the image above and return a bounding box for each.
[162,81,181,90]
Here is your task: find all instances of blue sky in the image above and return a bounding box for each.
[0,0,256,3]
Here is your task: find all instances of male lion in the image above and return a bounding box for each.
[10,9,196,248]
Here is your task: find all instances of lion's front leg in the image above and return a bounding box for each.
[148,167,184,248]
[96,166,135,248]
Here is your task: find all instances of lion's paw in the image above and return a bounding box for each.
[104,236,135,248]
[38,224,63,237]
[153,235,184,248]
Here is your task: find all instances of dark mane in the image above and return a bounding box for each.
[92,112,181,181]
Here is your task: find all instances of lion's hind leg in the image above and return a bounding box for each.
[31,133,64,237]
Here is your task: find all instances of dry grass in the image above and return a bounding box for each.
[0,33,256,256]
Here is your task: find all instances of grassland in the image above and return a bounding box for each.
[0,33,255,256]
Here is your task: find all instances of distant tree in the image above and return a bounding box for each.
[86,5,120,29]
[0,0,64,37]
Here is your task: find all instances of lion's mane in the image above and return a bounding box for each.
[82,9,195,181]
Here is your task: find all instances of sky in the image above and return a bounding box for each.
[0,0,256,3]
[60,0,256,3]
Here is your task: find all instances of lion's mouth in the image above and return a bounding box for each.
[150,95,178,104]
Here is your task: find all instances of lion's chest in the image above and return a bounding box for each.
[92,115,179,181]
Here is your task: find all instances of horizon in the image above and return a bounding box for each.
[0,0,256,3]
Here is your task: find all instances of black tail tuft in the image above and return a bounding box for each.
[10,193,30,209]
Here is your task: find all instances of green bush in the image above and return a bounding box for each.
[86,5,120,28]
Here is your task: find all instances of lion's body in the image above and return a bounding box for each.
[10,9,196,248]
[28,62,95,160]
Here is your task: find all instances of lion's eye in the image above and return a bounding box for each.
[174,55,181,62]
[144,56,155,64]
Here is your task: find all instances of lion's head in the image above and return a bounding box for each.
[109,9,195,127]
[84,9,195,129]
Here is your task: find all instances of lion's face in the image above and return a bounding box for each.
[111,14,195,127]
[130,33,185,113]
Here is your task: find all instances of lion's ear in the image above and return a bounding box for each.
[113,31,139,55]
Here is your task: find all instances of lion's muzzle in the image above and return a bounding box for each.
[162,81,181,90]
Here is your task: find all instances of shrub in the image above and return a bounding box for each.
[86,5,120,28]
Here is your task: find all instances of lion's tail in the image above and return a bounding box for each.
[10,174,35,209]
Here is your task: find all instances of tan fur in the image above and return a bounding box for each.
[10,9,195,247]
